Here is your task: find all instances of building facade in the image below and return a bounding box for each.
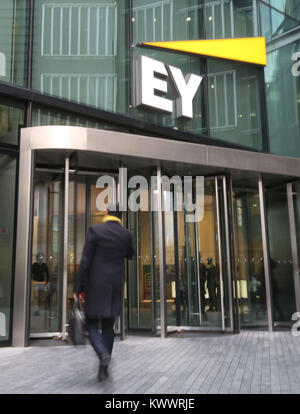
[0,0,300,346]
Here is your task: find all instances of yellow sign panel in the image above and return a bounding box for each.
[142,37,267,66]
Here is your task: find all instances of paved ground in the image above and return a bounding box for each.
[0,331,300,394]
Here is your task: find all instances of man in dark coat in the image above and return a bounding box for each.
[73,203,134,381]
[206,257,217,311]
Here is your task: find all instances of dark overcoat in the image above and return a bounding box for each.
[74,220,134,319]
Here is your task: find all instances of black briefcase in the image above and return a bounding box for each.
[67,297,86,345]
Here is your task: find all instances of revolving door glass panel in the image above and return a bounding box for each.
[165,176,231,330]
[30,171,63,334]
[30,168,119,337]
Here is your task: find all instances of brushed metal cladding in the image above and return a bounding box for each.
[20,126,300,177]
[12,149,33,347]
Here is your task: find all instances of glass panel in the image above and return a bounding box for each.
[233,187,268,328]
[207,58,263,150]
[30,172,63,334]
[195,178,222,328]
[165,177,230,330]
[90,179,114,226]
[205,0,256,39]
[177,211,198,326]
[0,101,24,146]
[32,0,128,113]
[260,1,300,41]
[67,175,86,323]
[293,183,300,275]
[128,185,153,330]
[266,187,296,326]
[164,190,177,327]
[0,0,28,86]
[0,154,16,343]
[152,210,161,331]
[265,40,300,157]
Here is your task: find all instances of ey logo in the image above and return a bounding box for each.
[136,37,266,120]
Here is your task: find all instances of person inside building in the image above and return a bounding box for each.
[74,203,134,382]
[32,253,49,316]
[199,254,207,314]
[206,257,217,312]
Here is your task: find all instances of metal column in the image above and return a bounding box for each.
[157,166,167,338]
[12,149,35,347]
[258,178,274,332]
[215,177,225,331]
[222,176,234,330]
[61,157,69,340]
[119,164,127,340]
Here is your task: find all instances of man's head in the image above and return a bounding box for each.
[37,253,44,264]
[107,202,122,220]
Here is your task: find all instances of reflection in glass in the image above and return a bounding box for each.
[265,40,300,157]
[194,179,222,328]
[205,0,256,39]
[260,1,300,41]
[164,190,177,327]
[266,188,296,325]
[162,177,230,330]
[0,1,28,86]
[0,102,24,146]
[233,188,268,327]
[128,187,153,330]
[207,58,263,150]
[31,173,63,334]
[32,0,127,113]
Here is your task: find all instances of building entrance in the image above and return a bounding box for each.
[29,164,233,339]
[12,126,300,347]
[30,167,119,338]
[126,172,233,334]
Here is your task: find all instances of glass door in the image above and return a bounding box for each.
[126,168,156,332]
[30,170,64,336]
[30,166,119,338]
[165,176,233,332]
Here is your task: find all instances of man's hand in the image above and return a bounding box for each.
[73,293,78,302]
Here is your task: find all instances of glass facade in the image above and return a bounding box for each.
[32,0,128,113]
[265,39,300,157]
[260,0,300,40]
[1,1,300,345]
[0,0,299,156]
[0,1,28,87]
[233,187,268,327]
[0,100,24,146]
[266,187,297,324]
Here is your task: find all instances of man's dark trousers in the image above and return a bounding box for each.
[85,318,115,358]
